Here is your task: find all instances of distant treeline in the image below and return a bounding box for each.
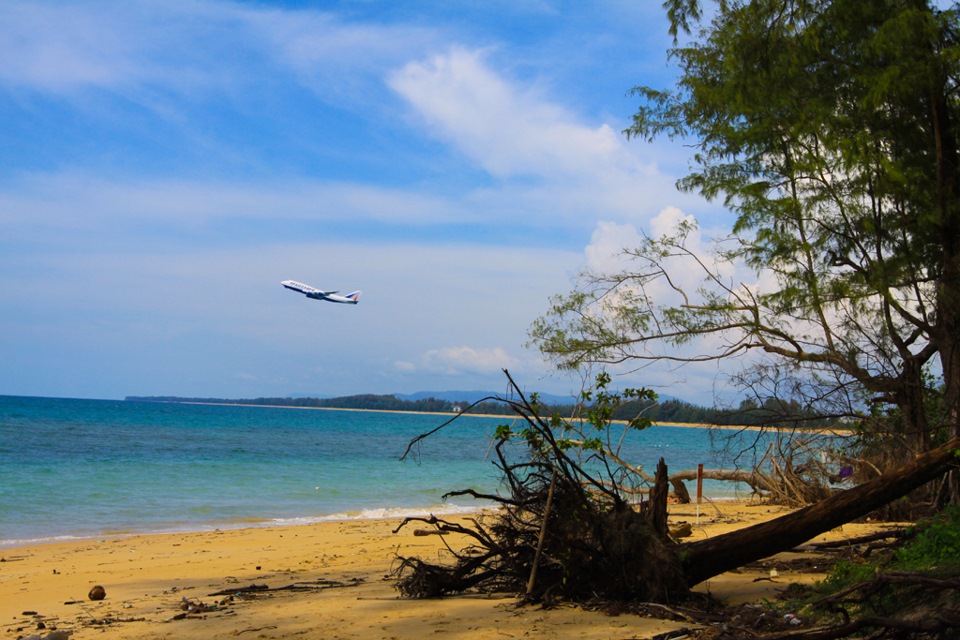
[125,393,512,415]
[125,393,838,429]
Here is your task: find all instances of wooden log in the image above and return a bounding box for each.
[680,437,960,587]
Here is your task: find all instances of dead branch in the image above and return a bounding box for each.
[809,529,907,550]
[207,578,362,597]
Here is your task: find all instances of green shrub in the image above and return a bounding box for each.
[815,559,876,594]
[893,504,960,571]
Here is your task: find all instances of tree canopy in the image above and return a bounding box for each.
[531,0,960,471]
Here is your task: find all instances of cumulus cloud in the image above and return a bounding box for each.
[584,206,737,301]
[571,207,772,401]
[421,346,519,376]
[584,220,645,273]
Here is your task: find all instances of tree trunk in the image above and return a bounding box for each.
[931,24,960,502]
[643,458,670,538]
[681,437,960,587]
[669,468,775,494]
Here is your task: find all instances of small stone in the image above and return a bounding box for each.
[88,585,107,601]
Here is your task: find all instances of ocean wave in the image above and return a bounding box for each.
[0,534,86,550]
[268,503,486,526]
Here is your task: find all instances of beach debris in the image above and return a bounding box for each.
[87,585,106,601]
[181,597,218,614]
[167,597,222,621]
[669,522,693,539]
[234,626,278,635]
[207,578,363,597]
[784,613,803,626]
[208,583,270,597]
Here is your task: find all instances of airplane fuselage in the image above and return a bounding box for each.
[281,280,361,304]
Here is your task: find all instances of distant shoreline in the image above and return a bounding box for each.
[168,400,851,435]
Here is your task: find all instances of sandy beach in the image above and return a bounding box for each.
[1,499,903,640]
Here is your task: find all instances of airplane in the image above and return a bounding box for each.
[281,280,361,304]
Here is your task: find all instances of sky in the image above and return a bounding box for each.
[1,0,732,403]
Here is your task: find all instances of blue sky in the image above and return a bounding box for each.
[1,1,729,402]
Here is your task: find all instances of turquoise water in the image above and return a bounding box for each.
[0,395,761,549]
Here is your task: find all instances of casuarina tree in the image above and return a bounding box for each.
[531,0,960,502]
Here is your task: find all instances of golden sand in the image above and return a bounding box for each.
[1,500,896,640]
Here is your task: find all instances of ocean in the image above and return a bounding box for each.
[0,395,764,549]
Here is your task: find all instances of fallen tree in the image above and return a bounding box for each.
[393,371,960,604]
[682,435,960,587]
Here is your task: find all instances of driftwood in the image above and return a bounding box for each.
[207,578,362,597]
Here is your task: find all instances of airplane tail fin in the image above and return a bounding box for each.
[345,290,361,303]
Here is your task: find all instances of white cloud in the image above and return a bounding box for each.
[251,9,436,100]
[0,2,139,92]
[649,205,696,239]
[421,346,519,376]
[386,46,711,229]
[0,2,252,95]
[584,220,645,273]
[567,207,782,402]
[0,172,463,232]
[0,1,431,104]
[389,47,650,182]
[393,361,417,373]
[584,207,737,302]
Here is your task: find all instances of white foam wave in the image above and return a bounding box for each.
[0,534,86,550]
[268,503,485,527]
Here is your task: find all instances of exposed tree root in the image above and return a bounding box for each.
[393,455,688,603]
